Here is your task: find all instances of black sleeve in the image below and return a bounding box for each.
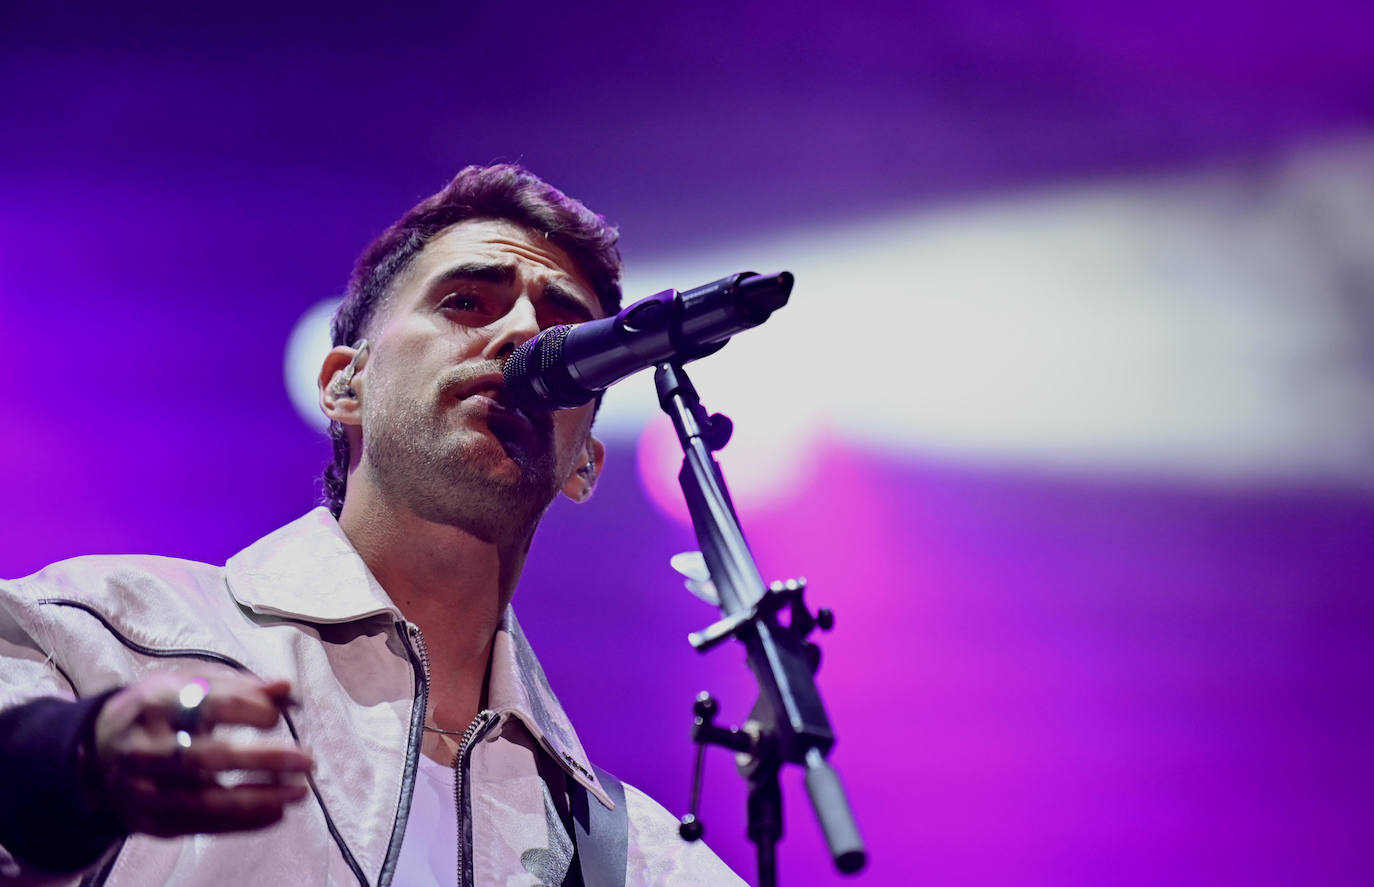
[0,690,129,872]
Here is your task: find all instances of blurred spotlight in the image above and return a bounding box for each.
[284,297,339,432]
[634,411,821,525]
[608,136,1374,491]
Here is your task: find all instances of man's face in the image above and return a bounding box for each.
[352,218,607,536]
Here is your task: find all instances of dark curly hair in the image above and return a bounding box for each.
[322,163,623,516]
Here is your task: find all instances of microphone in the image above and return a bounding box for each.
[503,270,793,412]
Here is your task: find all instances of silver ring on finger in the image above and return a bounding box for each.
[172,727,194,764]
[170,677,211,735]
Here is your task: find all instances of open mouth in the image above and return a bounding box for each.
[470,390,524,419]
[461,387,541,436]
[459,378,509,407]
[442,370,548,438]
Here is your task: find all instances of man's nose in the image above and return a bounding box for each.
[483,296,541,361]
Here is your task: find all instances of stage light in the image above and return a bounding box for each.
[284,297,338,432]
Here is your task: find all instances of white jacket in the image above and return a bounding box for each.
[0,509,742,886]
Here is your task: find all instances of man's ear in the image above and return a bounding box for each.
[318,345,367,426]
[562,435,607,503]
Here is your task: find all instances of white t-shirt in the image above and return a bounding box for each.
[392,755,459,886]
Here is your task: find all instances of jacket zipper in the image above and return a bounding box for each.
[39,598,370,887]
[380,621,433,887]
[398,620,500,887]
[453,709,499,887]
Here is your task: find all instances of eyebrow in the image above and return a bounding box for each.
[431,261,598,322]
[432,261,517,288]
[542,281,597,322]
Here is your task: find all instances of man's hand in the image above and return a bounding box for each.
[91,672,314,837]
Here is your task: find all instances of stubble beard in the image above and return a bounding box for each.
[361,381,561,544]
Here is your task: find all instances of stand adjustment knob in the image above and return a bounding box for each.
[693,691,719,720]
[678,813,704,842]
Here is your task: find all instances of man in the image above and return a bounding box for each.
[0,164,743,885]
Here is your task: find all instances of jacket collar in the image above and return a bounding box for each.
[225,508,613,808]
[488,608,613,808]
[226,508,400,624]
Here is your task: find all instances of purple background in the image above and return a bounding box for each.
[4,3,1374,884]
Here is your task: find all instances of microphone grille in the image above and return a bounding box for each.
[534,324,572,375]
[504,325,574,412]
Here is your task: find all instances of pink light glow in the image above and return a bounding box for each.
[633,414,822,526]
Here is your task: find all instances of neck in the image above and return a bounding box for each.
[337,477,533,733]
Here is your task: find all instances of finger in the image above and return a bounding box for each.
[133,782,310,837]
[118,738,313,778]
[257,678,296,703]
[181,783,310,833]
[106,775,210,833]
[198,691,286,731]
[184,740,314,775]
[120,673,279,733]
[182,675,296,730]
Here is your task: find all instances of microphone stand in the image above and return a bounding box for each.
[655,361,865,886]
